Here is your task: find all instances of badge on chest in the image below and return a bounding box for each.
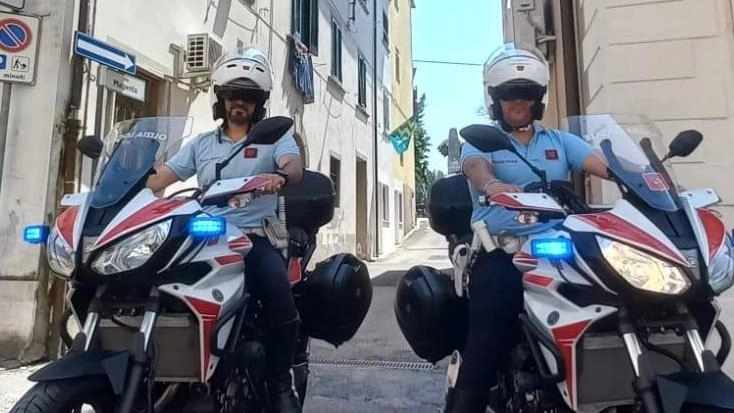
[244,148,258,159]
[545,149,559,160]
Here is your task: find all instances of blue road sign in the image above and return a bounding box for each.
[0,54,6,70]
[73,31,136,75]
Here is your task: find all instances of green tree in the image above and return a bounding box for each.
[413,93,432,214]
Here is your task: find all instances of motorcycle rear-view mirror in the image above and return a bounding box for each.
[663,129,703,162]
[77,135,103,159]
[459,124,515,153]
[244,116,294,146]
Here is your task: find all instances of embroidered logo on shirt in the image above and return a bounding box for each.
[244,148,258,159]
[545,149,559,160]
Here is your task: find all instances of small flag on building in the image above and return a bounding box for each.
[388,115,416,154]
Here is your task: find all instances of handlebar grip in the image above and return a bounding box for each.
[523,182,545,192]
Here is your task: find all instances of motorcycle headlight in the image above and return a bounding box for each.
[596,236,691,295]
[47,230,75,277]
[709,235,734,294]
[92,220,171,275]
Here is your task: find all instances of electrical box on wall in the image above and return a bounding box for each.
[503,0,555,58]
[517,0,535,11]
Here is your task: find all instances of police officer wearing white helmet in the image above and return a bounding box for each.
[448,44,608,412]
[148,47,304,413]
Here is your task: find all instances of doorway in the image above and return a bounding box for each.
[356,157,368,259]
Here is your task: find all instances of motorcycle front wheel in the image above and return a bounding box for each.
[10,378,115,413]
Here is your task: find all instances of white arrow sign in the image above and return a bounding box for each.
[73,31,136,75]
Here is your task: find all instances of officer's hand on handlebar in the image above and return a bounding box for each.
[253,174,286,198]
[485,180,521,197]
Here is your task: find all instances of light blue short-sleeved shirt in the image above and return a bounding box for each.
[460,122,594,236]
[166,125,301,228]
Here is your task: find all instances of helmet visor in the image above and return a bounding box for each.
[216,85,267,103]
[491,80,545,102]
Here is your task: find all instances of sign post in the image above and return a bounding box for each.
[0,11,40,195]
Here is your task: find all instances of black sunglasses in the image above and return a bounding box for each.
[217,88,264,103]
[491,84,544,102]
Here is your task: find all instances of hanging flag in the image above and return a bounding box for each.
[388,114,416,154]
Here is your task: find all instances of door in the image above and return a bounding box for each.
[356,157,368,259]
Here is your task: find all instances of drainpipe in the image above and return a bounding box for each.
[557,0,584,198]
[372,0,380,258]
[44,0,93,360]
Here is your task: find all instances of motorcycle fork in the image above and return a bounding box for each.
[619,308,662,413]
[619,304,719,413]
[116,286,160,413]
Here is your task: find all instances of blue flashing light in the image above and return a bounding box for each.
[23,225,50,244]
[189,216,226,238]
[531,238,574,260]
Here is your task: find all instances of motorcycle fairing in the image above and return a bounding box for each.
[657,369,734,413]
[159,257,245,382]
[489,193,565,215]
[680,188,720,210]
[92,190,199,249]
[518,233,619,410]
[27,350,130,395]
[564,199,689,267]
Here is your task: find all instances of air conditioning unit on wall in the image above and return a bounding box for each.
[184,33,223,74]
[504,0,556,58]
[173,33,224,91]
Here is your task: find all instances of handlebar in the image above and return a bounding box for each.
[523,181,546,193]
[478,180,591,214]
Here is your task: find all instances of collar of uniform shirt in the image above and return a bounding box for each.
[496,120,548,147]
[217,126,249,144]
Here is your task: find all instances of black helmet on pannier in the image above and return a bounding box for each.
[394,265,467,364]
[297,253,372,347]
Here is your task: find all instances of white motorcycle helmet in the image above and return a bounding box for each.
[483,43,550,131]
[210,46,274,124]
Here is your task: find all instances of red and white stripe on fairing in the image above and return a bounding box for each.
[185,295,221,381]
[227,236,252,254]
[56,205,79,246]
[240,175,271,193]
[552,319,592,410]
[214,254,244,266]
[201,175,271,203]
[523,272,554,288]
[514,250,539,271]
[94,190,199,248]
[565,199,688,267]
[490,193,565,214]
[698,208,728,261]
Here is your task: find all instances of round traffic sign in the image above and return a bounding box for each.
[0,18,32,53]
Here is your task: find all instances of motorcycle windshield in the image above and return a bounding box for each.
[90,117,193,208]
[563,114,680,212]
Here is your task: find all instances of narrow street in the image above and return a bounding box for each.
[304,225,451,413]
